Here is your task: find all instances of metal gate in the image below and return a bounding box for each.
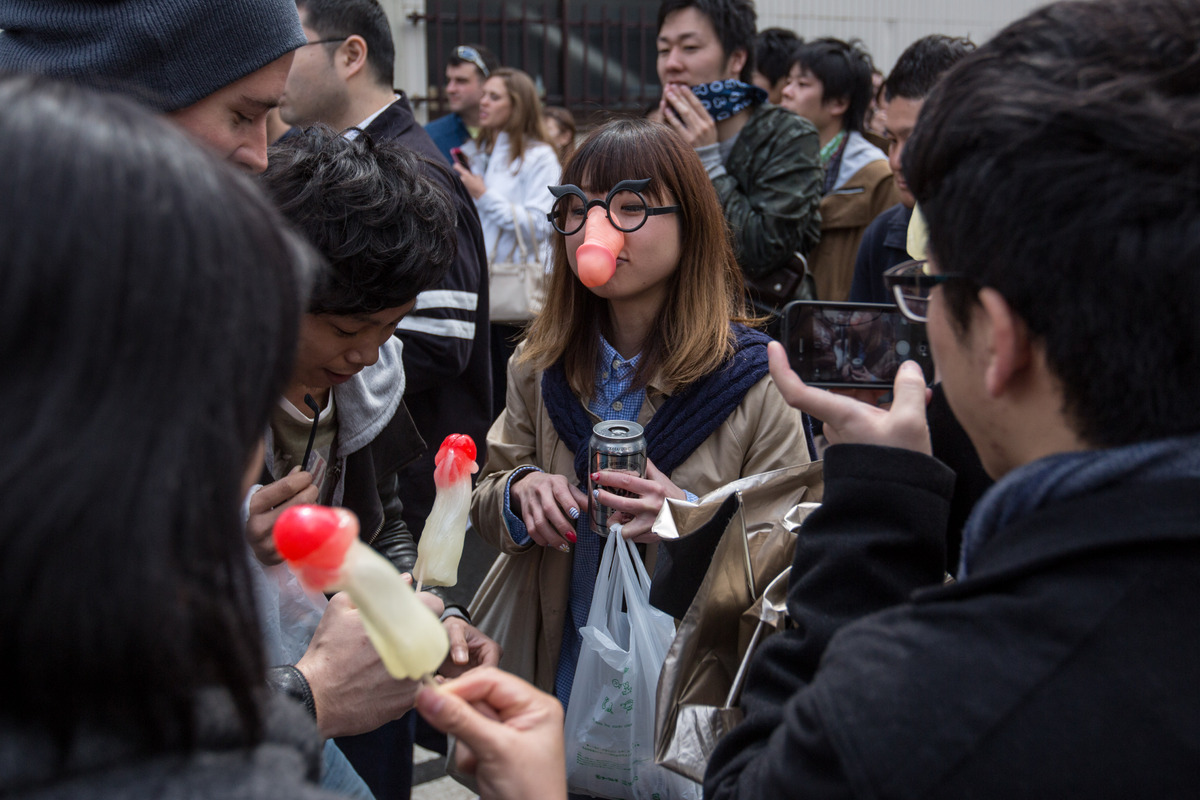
[409,0,660,125]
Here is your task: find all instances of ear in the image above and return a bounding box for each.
[725,48,748,81]
[823,93,851,120]
[977,287,1032,398]
[337,35,370,80]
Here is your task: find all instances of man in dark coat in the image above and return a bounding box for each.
[276,2,494,795]
[706,0,1200,797]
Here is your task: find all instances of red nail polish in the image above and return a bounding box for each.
[566,531,578,543]
[591,472,600,481]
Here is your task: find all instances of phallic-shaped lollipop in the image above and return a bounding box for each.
[414,434,479,590]
[274,505,449,681]
[575,205,624,288]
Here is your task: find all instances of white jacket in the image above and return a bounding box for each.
[462,132,560,269]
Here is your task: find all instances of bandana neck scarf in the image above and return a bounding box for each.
[691,79,768,122]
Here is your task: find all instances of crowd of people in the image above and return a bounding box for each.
[1,0,1198,798]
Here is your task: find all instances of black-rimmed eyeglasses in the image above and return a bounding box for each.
[547,179,681,236]
[882,259,972,323]
[454,46,490,78]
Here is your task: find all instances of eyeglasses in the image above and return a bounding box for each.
[454,46,490,78]
[547,179,681,236]
[882,259,972,322]
[301,37,348,47]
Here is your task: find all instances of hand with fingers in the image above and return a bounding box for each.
[439,617,503,679]
[660,83,718,148]
[591,459,686,543]
[416,667,567,800]
[508,470,588,551]
[295,592,422,739]
[452,162,486,200]
[246,468,319,565]
[767,341,933,454]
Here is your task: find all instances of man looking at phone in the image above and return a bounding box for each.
[705,0,1200,795]
[849,35,975,304]
[425,43,498,164]
[656,0,823,314]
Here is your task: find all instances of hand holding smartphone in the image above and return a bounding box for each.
[450,146,470,170]
[780,300,933,388]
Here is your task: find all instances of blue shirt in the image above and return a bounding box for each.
[502,336,648,707]
[424,112,470,165]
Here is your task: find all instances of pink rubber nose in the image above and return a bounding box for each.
[575,205,624,288]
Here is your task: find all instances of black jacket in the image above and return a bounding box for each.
[362,96,493,535]
[849,202,912,304]
[706,444,1200,799]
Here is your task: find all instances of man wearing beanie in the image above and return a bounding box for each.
[0,0,303,173]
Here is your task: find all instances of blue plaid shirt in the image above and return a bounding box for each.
[501,336,648,707]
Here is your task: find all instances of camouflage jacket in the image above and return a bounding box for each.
[714,103,823,278]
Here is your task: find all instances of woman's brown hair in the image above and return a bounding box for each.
[478,67,550,166]
[520,118,756,399]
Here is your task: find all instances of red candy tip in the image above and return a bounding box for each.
[434,434,479,487]
[273,505,341,561]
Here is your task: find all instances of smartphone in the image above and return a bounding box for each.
[450,146,470,169]
[780,300,933,388]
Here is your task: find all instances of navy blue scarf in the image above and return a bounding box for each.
[540,323,813,485]
[692,79,768,123]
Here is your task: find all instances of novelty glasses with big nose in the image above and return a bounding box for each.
[547,179,680,235]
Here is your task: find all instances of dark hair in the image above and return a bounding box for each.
[522,119,755,395]
[447,42,498,79]
[297,0,395,87]
[905,0,1200,447]
[543,105,577,163]
[657,0,757,82]
[262,126,456,314]
[754,27,802,86]
[883,35,975,102]
[792,37,875,133]
[0,74,316,747]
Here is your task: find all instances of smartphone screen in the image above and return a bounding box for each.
[780,300,934,388]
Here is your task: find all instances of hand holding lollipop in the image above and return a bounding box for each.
[274,505,449,681]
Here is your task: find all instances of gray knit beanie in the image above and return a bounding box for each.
[0,0,307,112]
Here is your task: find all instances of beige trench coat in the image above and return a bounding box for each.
[469,342,811,692]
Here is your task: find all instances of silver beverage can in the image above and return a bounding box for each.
[587,420,647,537]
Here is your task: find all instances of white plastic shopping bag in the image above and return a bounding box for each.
[564,528,701,799]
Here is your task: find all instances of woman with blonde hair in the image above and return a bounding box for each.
[454,67,561,415]
[470,118,813,707]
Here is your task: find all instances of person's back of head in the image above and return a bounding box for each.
[297,0,395,88]
[0,74,317,751]
[906,0,1200,447]
[884,34,976,102]
[261,126,457,313]
[792,37,876,133]
[0,0,304,113]
[753,27,803,99]
[656,0,758,83]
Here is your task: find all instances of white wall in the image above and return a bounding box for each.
[755,0,1047,72]
[380,0,430,121]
